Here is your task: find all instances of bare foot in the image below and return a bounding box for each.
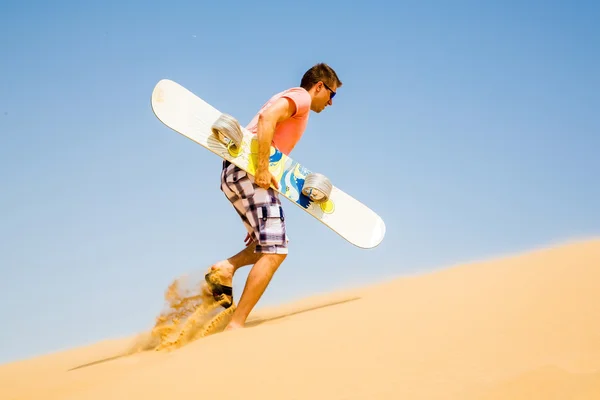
[208,261,235,287]
[225,320,244,331]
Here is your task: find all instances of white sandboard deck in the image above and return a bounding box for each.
[151,79,385,249]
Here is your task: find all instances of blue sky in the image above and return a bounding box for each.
[1,0,598,364]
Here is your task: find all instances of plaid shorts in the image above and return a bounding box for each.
[220,160,288,254]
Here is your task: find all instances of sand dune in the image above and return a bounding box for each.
[2,238,599,399]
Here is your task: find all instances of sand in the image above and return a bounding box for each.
[1,238,599,399]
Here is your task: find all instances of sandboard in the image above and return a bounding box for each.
[150,79,385,249]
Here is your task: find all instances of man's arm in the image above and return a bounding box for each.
[254,97,296,189]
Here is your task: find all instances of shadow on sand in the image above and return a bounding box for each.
[244,296,361,328]
[68,295,361,372]
[68,354,127,371]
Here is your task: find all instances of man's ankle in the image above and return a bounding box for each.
[210,261,234,277]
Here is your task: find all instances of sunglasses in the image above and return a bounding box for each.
[322,82,336,99]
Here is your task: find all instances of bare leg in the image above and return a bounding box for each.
[209,240,262,286]
[226,253,287,329]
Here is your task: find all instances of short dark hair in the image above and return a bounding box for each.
[300,63,342,91]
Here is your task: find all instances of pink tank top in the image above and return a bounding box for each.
[245,87,311,155]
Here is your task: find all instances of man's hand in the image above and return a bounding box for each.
[255,168,279,190]
[255,96,295,190]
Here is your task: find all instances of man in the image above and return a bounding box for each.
[204,62,342,330]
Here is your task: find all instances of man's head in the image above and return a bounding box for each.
[300,63,342,113]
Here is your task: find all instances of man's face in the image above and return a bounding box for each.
[311,81,337,113]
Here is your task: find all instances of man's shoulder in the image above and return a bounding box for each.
[281,86,308,94]
[278,87,311,117]
[280,86,310,98]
